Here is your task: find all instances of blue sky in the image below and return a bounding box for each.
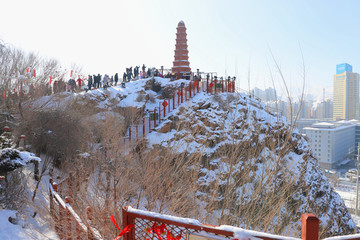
[1,0,360,100]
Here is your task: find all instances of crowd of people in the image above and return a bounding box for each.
[5,64,222,100]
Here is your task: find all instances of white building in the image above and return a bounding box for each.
[303,121,355,169]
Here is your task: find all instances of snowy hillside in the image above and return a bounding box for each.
[29,77,356,238]
[145,88,356,237]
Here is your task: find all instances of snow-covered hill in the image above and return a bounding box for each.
[145,89,356,237]
[30,77,356,238]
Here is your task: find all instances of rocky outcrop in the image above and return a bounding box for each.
[147,92,356,238]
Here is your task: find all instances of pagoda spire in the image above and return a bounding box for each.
[172,21,191,76]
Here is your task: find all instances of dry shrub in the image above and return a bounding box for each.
[145,78,162,93]
[135,92,145,102]
[213,94,227,110]
[0,168,27,210]
[149,93,156,103]
[17,107,88,167]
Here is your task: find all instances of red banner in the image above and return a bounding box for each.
[162,101,168,107]
[110,214,134,240]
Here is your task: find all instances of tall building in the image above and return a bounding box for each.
[172,21,191,76]
[333,63,360,120]
[315,99,333,119]
[304,121,355,169]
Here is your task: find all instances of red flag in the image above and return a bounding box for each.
[50,76,52,85]
[162,101,168,107]
[33,69,36,77]
[110,214,134,240]
[70,70,73,78]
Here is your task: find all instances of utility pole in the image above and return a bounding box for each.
[356,144,360,216]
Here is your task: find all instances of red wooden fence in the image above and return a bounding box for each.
[49,179,103,240]
[122,78,236,145]
[121,206,360,240]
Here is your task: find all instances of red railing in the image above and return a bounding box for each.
[121,206,360,240]
[49,179,103,240]
[121,206,319,240]
[122,78,236,144]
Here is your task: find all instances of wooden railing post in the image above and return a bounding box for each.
[136,125,138,139]
[168,98,170,113]
[159,103,161,123]
[173,94,175,110]
[122,206,135,240]
[86,206,94,240]
[301,213,319,240]
[181,86,183,103]
[49,179,55,216]
[154,108,157,127]
[189,82,192,97]
[129,127,132,144]
[149,114,151,130]
[215,80,217,94]
[143,117,145,137]
[68,173,73,198]
[206,78,209,93]
[65,197,72,240]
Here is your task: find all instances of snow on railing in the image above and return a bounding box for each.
[121,206,360,240]
[49,179,103,240]
[122,205,303,240]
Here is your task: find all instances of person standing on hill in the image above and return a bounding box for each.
[76,77,83,90]
[114,73,118,86]
[123,72,127,83]
[127,69,132,82]
[88,75,93,90]
[93,75,96,88]
[110,75,114,86]
[97,74,101,88]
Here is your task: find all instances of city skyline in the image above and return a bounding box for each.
[3,0,360,100]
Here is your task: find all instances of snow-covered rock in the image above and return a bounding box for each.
[0,148,40,173]
[145,90,356,238]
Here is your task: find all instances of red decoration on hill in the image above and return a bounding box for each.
[110,214,134,240]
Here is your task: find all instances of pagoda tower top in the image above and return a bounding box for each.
[172,21,191,77]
